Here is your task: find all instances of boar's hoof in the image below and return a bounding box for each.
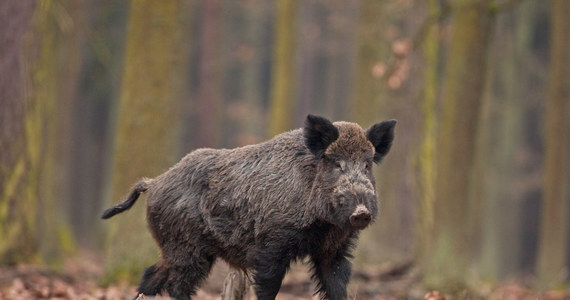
[350,205,371,230]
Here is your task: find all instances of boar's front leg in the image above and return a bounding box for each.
[311,253,351,300]
[250,246,290,300]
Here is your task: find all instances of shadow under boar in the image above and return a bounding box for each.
[102,114,396,300]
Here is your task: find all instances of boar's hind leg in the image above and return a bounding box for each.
[136,262,168,297]
[310,254,351,300]
[163,253,216,300]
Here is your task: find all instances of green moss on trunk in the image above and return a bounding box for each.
[104,0,188,283]
[423,0,495,290]
[268,0,297,137]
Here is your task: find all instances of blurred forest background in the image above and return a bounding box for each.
[1,0,570,298]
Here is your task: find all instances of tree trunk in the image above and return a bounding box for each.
[104,0,189,282]
[536,0,569,288]
[0,0,37,265]
[351,0,404,265]
[196,0,223,147]
[350,0,386,126]
[54,0,85,247]
[479,2,538,279]
[1,0,79,265]
[416,0,440,270]
[240,0,271,143]
[296,1,318,123]
[423,0,495,290]
[268,0,298,137]
[32,0,81,264]
[322,0,358,121]
[69,0,128,246]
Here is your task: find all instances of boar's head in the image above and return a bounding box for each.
[304,114,396,230]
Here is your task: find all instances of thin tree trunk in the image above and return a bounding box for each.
[479,3,536,279]
[350,0,391,126]
[240,0,270,142]
[70,0,128,246]
[296,1,317,123]
[196,0,223,147]
[536,0,569,288]
[55,0,84,246]
[268,0,298,137]
[417,0,440,271]
[322,0,358,121]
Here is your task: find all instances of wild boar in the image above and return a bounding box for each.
[102,114,396,300]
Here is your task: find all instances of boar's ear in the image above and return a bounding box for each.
[366,119,396,163]
[304,114,339,158]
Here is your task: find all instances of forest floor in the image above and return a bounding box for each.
[0,253,568,300]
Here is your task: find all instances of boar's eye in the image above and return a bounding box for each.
[334,161,342,170]
[331,160,346,172]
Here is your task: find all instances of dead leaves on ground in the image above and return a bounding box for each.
[1,264,570,299]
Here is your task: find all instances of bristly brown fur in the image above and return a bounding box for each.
[101,114,396,300]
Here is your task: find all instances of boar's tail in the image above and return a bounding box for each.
[101,179,150,219]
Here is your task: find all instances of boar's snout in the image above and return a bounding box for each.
[350,204,371,230]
